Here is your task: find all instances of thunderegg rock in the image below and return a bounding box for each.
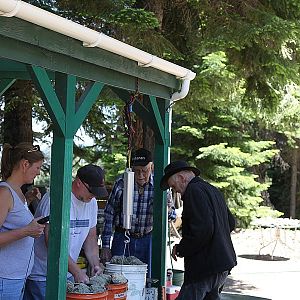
[125,256,145,265]
[89,274,111,286]
[111,273,127,284]
[89,284,106,293]
[72,283,91,294]
[66,272,127,294]
[110,255,145,265]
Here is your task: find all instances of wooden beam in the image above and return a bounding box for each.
[0,17,179,91]
[0,36,173,99]
[28,65,66,136]
[0,78,16,96]
[148,96,165,144]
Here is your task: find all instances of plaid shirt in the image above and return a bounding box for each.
[101,174,154,248]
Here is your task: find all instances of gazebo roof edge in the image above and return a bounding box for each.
[0,0,196,83]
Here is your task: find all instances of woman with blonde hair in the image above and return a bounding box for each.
[0,143,46,300]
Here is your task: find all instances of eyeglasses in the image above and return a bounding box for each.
[133,166,151,175]
[27,145,40,153]
[81,180,93,195]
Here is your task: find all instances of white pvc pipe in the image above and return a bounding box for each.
[0,0,196,81]
[171,79,191,101]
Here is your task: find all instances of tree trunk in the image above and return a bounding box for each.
[130,0,164,153]
[2,80,34,145]
[290,147,298,218]
[143,124,155,154]
[133,115,155,152]
[137,0,165,31]
[133,117,144,149]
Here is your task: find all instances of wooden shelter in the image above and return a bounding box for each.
[0,1,195,299]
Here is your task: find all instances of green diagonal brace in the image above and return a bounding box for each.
[74,82,104,134]
[27,65,66,135]
[149,96,165,143]
[0,78,16,96]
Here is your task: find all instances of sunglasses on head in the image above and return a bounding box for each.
[81,180,93,195]
[27,145,40,153]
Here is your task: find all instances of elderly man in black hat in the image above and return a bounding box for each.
[160,160,237,300]
[24,164,108,300]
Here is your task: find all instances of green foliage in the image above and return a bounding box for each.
[110,8,159,30]
[186,0,300,111]
[178,51,241,115]
[264,83,300,142]
[197,142,280,227]
[255,205,283,219]
[19,0,300,223]
[174,126,204,140]
[79,90,128,185]
[50,0,183,59]
[101,152,127,186]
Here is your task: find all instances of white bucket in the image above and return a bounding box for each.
[105,263,147,300]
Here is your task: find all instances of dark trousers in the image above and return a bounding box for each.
[176,271,229,300]
[23,279,46,300]
[111,231,152,277]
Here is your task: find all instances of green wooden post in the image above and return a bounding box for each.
[0,78,16,96]
[29,67,104,299]
[47,135,73,299]
[151,97,170,294]
[44,72,76,299]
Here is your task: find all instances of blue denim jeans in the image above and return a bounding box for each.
[111,231,152,277]
[23,279,46,300]
[0,277,25,300]
[176,271,229,300]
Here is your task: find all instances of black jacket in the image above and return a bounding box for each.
[176,177,237,284]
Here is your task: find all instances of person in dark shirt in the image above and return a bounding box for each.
[21,184,44,215]
[160,160,237,300]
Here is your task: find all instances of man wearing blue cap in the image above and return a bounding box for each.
[160,160,237,300]
[24,164,108,300]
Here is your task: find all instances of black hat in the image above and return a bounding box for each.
[131,148,152,166]
[77,164,108,198]
[160,160,200,190]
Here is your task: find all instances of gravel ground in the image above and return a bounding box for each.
[223,228,300,299]
[167,228,300,299]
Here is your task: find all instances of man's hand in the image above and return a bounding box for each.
[92,264,104,276]
[100,248,112,264]
[73,269,89,284]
